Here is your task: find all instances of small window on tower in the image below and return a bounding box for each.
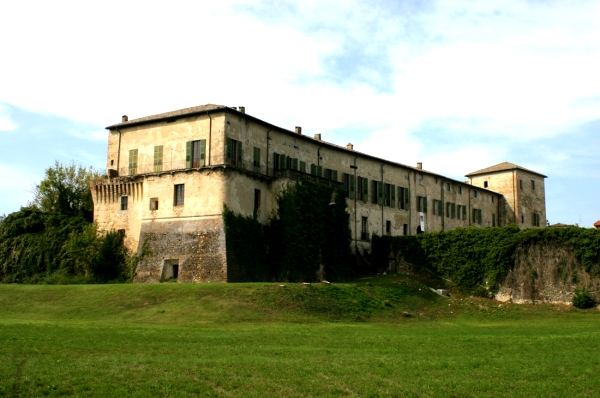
[150,198,159,211]
[484,181,488,188]
[120,196,128,211]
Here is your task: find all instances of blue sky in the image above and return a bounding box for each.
[1,0,599,226]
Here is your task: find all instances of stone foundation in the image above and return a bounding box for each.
[133,216,227,283]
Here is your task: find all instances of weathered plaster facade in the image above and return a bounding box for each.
[92,104,547,283]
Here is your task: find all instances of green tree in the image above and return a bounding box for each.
[29,161,102,221]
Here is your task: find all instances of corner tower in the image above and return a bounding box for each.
[466,162,547,228]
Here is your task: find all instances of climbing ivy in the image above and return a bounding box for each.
[223,180,352,282]
[372,225,600,293]
[0,208,131,283]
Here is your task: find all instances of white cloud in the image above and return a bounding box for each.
[0,0,599,181]
[0,117,17,131]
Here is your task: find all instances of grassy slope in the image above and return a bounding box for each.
[1,276,599,397]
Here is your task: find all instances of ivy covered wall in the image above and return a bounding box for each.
[223,180,353,282]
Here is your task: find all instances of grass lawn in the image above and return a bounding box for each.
[1,276,599,397]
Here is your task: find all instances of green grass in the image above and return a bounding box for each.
[1,276,599,397]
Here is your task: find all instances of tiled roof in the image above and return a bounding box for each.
[594,220,600,228]
[465,162,547,178]
[106,104,227,129]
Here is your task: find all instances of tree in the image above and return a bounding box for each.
[29,161,102,221]
[0,214,5,225]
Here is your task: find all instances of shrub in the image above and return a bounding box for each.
[572,289,596,309]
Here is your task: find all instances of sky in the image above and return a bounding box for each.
[0,0,599,226]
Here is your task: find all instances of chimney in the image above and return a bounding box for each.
[231,106,237,111]
[122,115,128,122]
[239,106,245,114]
[314,133,322,141]
[295,126,302,134]
[417,162,422,170]
[347,143,354,150]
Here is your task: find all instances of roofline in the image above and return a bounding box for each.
[465,167,547,179]
[107,106,504,196]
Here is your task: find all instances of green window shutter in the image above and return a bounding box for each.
[154,146,163,172]
[349,175,355,199]
[317,165,322,177]
[405,188,410,209]
[452,203,456,219]
[478,209,482,224]
[391,184,396,207]
[186,141,192,168]
[236,141,242,164]
[226,138,232,160]
[280,155,287,170]
[253,147,260,171]
[462,206,467,220]
[377,181,383,205]
[311,164,316,175]
[424,197,428,213]
[300,161,306,173]
[273,153,278,171]
[363,178,368,202]
[199,140,206,166]
[129,149,138,175]
[332,170,338,181]
[292,158,298,170]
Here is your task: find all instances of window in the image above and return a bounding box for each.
[274,153,281,171]
[187,140,207,168]
[403,224,408,236]
[473,190,478,198]
[446,202,456,218]
[417,196,427,213]
[492,196,494,203]
[358,177,368,202]
[325,168,338,181]
[154,145,163,172]
[484,181,488,188]
[398,187,410,210]
[149,198,159,211]
[291,158,299,171]
[457,205,467,220]
[128,149,138,175]
[343,174,355,199]
[361,217,368,240]
[253,147,260,172]
[521,214,524,223]
[310,164,322,177]
[419,174,423,181]
[120,196,128,211]
[386,220,391,235]
[446,182,451,192]
[458,186,462,195]
[226,138,242,166]
[492,214,496,227]
[174,184,185,206]
[299,161,306,173]
[520,179,523,190]
[434,177,438,184]
[531,180,535,190]
[384,183,395,207]
[254,189,261,212]
[473,208,482,224]
[372,180,383,205]
[533,213,541,227]
[433,200,442,216]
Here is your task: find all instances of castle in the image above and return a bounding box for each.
[91,104,547,282]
